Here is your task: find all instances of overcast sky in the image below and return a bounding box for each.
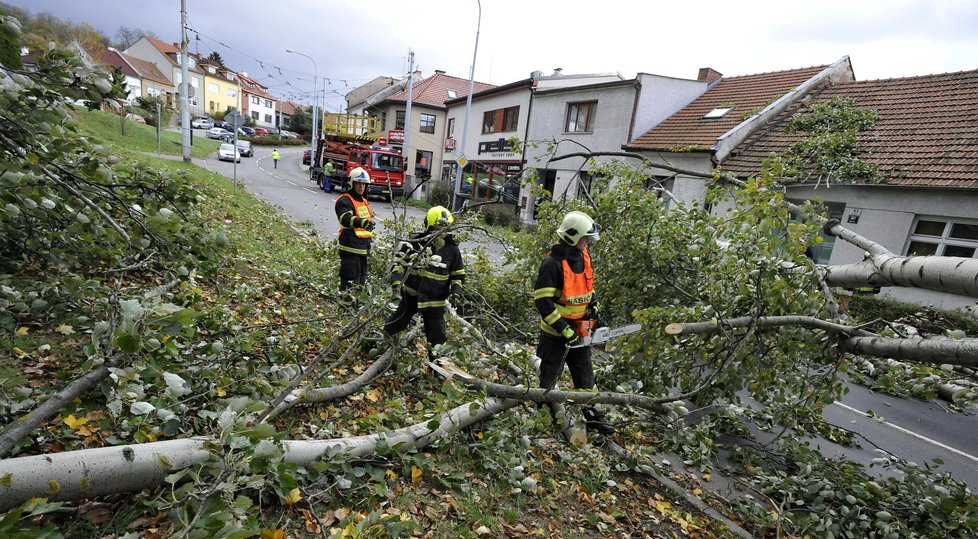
[8,0,978,112]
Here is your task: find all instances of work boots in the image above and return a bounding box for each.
[582,407,615,435]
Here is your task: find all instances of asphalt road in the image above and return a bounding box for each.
[206,145,428,237]
[200,142,978,489]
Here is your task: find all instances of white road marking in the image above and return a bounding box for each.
[286,180,298,187]
[302,187,318,194]
[833,401,978,464]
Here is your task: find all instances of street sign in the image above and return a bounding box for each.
[224,109,246,128]
[456,155,468,168]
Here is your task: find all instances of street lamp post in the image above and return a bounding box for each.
[453,0,482,211]
[286,48,318,174]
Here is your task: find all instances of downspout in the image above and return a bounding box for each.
[518,79,537,219]
[625,78,642,143]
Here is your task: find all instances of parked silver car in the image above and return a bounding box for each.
[192,118,214,129]
[206,127,232,141]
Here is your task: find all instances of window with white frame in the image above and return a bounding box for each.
[251,111,259,120]
[227,88,236,97]
[264,114,272,123]
[252,96,260,105]
[906,217,978,258]
[208,83,219,93]
[265,99,272,107]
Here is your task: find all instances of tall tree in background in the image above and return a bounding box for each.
[113,25,156,50]
[207,50,224,66]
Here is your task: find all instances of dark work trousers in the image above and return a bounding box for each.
[537,332,595,390]
[338,252,368,292]
[384,293,447,346]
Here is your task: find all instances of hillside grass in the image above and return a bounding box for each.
[72,108,222,158]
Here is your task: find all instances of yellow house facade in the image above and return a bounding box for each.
[199,58,241,117]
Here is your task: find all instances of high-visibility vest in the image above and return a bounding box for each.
[338,193,374,239]
[554,249,594,320]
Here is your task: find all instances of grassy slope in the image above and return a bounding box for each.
[77,108,222,158]
[2,109,735,538]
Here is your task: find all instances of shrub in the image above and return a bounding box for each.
[425,180,453,207]
[478,204,518,230]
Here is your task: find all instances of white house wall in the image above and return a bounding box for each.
[631,74,708,141]
[784,184,978,310]
[124,74,141,105]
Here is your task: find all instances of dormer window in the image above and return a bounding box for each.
[703,106,733,119]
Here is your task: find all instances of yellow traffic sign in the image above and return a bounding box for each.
[457,155,468,168]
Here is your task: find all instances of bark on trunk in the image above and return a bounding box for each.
[841,336,978,367]
[0,398,517,512]
[824,256,978,298]
[0,359,116,458]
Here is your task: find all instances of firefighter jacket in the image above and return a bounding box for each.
[533,243,595,337]
[335,191,374,255]
[392,231,465,310]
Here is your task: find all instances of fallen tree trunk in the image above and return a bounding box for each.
[841,336,978,367]
[0,397,518,512]
[0,358,118,458]
[664,315,978,366]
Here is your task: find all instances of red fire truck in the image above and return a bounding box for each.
[310,113,405,199]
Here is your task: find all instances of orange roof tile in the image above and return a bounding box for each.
[387,71,494,108]
[722,69,978,188]
[626,65,829,151]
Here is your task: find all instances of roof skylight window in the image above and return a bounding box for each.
[447,89,458,99]
[703,106,733,119]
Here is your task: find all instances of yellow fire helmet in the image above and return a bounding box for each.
[425,205,454,229]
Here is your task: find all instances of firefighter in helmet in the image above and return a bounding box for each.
[383,205,465,347]
[334,167,375,295]
[533,210,615,435]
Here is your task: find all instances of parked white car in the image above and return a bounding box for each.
[192,118,214,129]
[218,143,240,163]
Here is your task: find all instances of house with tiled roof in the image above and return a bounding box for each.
[721,68,978,310]
[349,69,495,194]
[444,70,622,208]
[519,70,714,221]
[124,36,206,116]
[238,72,277,129]
[120,53,174,106]
[625,57,855,203]
[98,48,142,105]
[276,100,300,130]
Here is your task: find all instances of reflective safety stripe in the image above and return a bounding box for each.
[533,287,558,300]
[543,309,562,325]
[420,270,450,281]
[418,299,447,309]
[450,269,466,277]
[338,245,369,255]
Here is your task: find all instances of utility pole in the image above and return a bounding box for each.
[180,0,191,162]
[403,49,415,198]
[453,0,481,211]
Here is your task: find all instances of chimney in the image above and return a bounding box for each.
[531,70,543,80]
[697,67,722,84]
[552,67,563,76]
[435,69,445,75]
